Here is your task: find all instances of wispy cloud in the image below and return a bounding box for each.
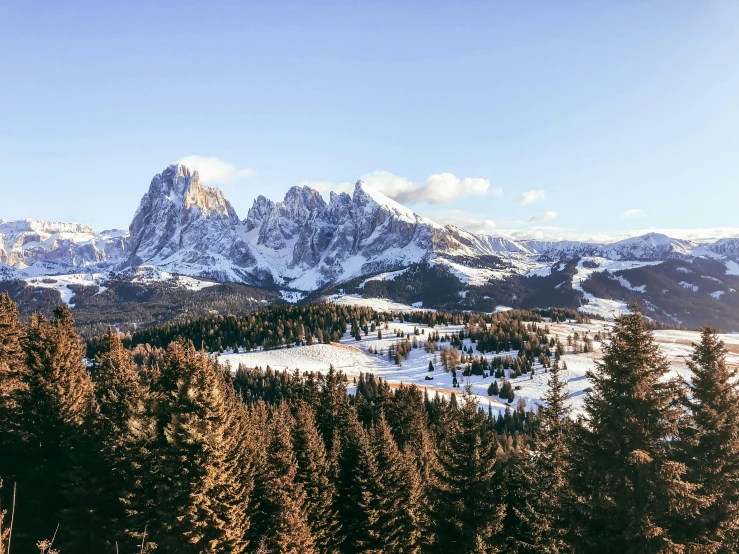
[177,155,254,185]
[361,170,498,205]
[301,171,498,205]
[621,208,644,219]
[526,211,557,223]
[518,189,546,205]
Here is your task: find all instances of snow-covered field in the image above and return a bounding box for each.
[23,268,218,307]
[23,273,108,307]
[127,266,218,291]
[327,294,434,312]
[217,312,739,416]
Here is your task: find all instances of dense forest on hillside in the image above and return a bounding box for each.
[1,292,739,553]
[0,277,279,339]
[85,302,585,361]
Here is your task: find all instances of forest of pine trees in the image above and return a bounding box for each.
[1,291,739,553]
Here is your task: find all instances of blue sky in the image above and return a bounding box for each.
[1,0,738,241]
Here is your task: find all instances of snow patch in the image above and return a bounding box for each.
[613,275,647,293]
[280,290,306,303]
[679,281,699,292]
[328,294,433,312]
[725,260,739,276]
[23,273,107,307]
[358,268,409,289]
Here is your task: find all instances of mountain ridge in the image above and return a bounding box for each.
[2,163,738,283]
[2,163,739,329]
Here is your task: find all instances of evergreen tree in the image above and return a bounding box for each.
[317,366,351,452]
[572,307,703,552]
[508,361,573,552]
[251,404,317,553]
[90,329,142,550]
[430,385,505,553]
[334,411,380,553]
[681,327,739,552]
[21,306,99,552]
[291,401,342,553]
[371,415,424,553]
[130,340,252,553]
[0,293,30,482]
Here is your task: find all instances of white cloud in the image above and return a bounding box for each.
[519,189,546,205]
[526,211,557,223]
[621,208,644,218]
[177,155,254,185]
[308,170,496,205]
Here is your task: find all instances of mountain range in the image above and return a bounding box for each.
[2,163,739,331]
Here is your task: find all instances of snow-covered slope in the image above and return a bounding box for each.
[710,238,739,261]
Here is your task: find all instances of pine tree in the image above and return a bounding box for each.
[131,340,253,553]
[572,307,703,552]
[371,415,424,553]
[317,366,351,453]
[0,293,30,482]
[681,327,739,551]
[333,411,380,553]
[251,404,317,553]
[291,401,342,553]
[508,360,573,552]
[430,385,505,553]
[19,306,99,551]
[90,329,142,551]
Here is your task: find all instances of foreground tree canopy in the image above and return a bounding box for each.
[0,292,737,553]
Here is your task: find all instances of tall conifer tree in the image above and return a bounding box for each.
[508,361,573,552]
[334,411,381,553]
[430,385,505,553]
[21,306,98,551]
[90,329,142,551]
[251,404,317,553]
[371,414,424,553]
[572,307,703,552]
[0,293,29,482]
[129,340,252,553]
[291,401,342,553]
[681,327,739,551]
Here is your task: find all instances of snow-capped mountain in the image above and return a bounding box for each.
[2,163,739,330]
[709,238,739,261]
[126,164,261,283]
[121,165,454,288]
[0,219,126,276]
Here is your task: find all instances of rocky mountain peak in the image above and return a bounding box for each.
[244,195,276,232]
[126,164,244,269]
[281,186,327,222]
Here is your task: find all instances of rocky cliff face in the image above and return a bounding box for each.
[125,164,260,282]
